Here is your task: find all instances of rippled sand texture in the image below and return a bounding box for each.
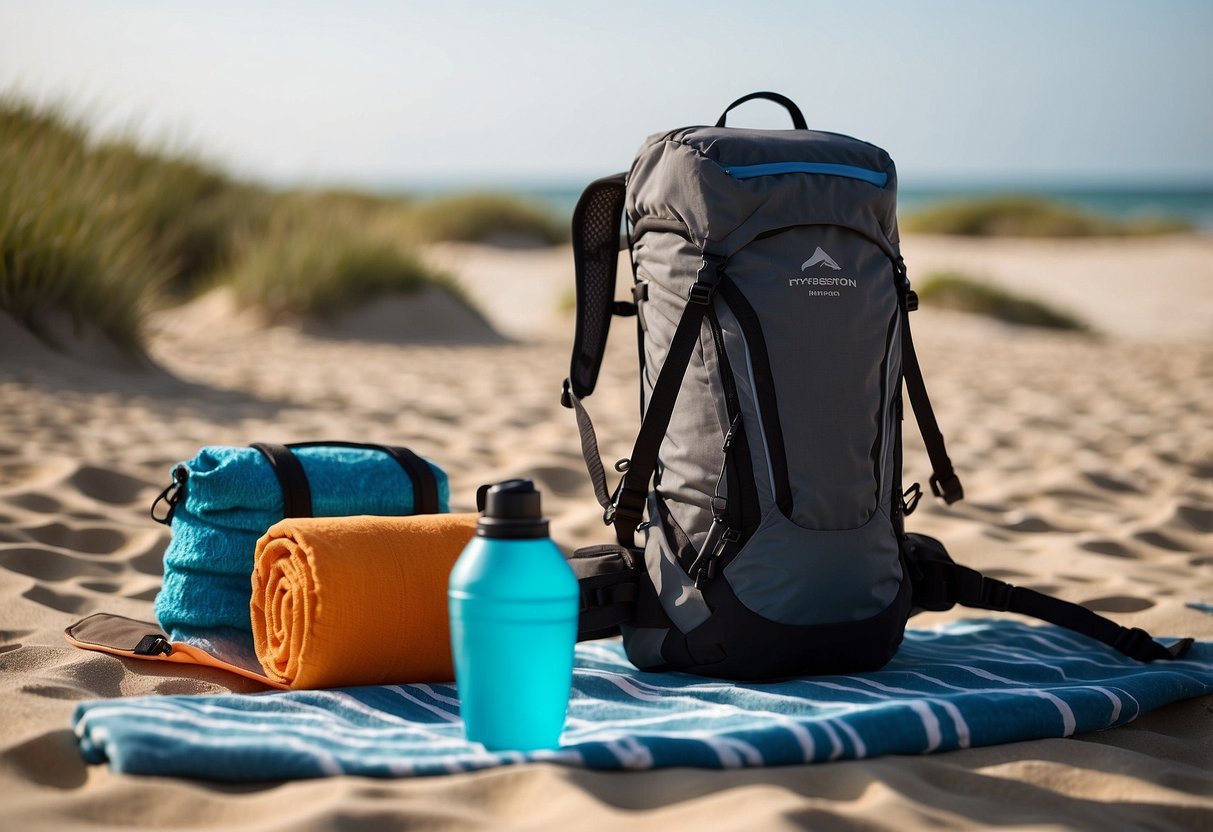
[1,235,1211,830]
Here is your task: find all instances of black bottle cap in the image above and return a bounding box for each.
[476,479,549,539]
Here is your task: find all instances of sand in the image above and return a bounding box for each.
[1,233,1211,830]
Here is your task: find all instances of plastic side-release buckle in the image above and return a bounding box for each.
[929,472,965,505]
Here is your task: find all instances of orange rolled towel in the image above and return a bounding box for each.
[250,513,478,689]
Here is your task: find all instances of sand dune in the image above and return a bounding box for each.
[1,234,1211,830]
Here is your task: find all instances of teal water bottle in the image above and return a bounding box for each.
[448,479,580,751]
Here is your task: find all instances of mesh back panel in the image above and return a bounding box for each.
[570,173,627,398]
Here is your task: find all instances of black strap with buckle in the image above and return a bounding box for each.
[609,251,727,547]
[906,535,1193,663]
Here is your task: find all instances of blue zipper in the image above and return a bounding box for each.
[721,161,888,187]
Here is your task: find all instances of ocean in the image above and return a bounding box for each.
[402,182,1213,232]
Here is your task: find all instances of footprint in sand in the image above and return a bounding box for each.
[21,584,91,614]
[0,546,123,581]
[1078,539,1136,558]
[1171,503,1213,534]
[1081,595,1156,613]
[67,465,153,505]
[20,521,128,555]
[3,493,63,513]
[79,580,123,594]
[1081,471,1142,494]
[127,586,160,602]
[1133,529,1188,552]
[1002,513,1063,533]
[21,683,94,701]
[1058,573,1097,584]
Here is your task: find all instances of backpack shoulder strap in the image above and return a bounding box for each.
[904,533,1193,662]
[899,276,964,505]
[562,250,726,548]
[561,172,630,519]
[568,172,628,400]
[609,252,726,547]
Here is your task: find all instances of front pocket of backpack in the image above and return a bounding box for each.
[720,224,901,531]
[722,505,902,626]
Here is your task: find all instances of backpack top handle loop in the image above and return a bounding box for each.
[715,91,808,130]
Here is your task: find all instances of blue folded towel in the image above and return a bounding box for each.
[73,619,1212,780]
[153,445,449,651]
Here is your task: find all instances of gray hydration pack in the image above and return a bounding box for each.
[564,92,1190,679]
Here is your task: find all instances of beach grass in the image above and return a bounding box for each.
[904,195,1191,237]
[917,271,1090,331]
[0,95,562,350]
[222,195,462,320]
[409,193,567,246]
[0,99,169,349]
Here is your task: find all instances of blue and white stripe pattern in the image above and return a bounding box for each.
[73,619,1212,781]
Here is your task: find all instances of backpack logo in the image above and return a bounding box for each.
[801,247,841,271]
[788,247,856,295]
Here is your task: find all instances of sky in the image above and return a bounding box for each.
[2,1,1211,189]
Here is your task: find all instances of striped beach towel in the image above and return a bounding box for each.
[73,619,1212,781]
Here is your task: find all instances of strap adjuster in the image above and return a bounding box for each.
[688,281,715,305]
[607,485,647,527]
[690,252,726,305]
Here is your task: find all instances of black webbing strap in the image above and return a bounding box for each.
[578,574,640,641]
[914,557,1194,663]
[610,253,727,547]
[374,445,441,515]
[252,442,441,517]
[561,380,614,514]
[900,304,964,504]
[250,442,314,518]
